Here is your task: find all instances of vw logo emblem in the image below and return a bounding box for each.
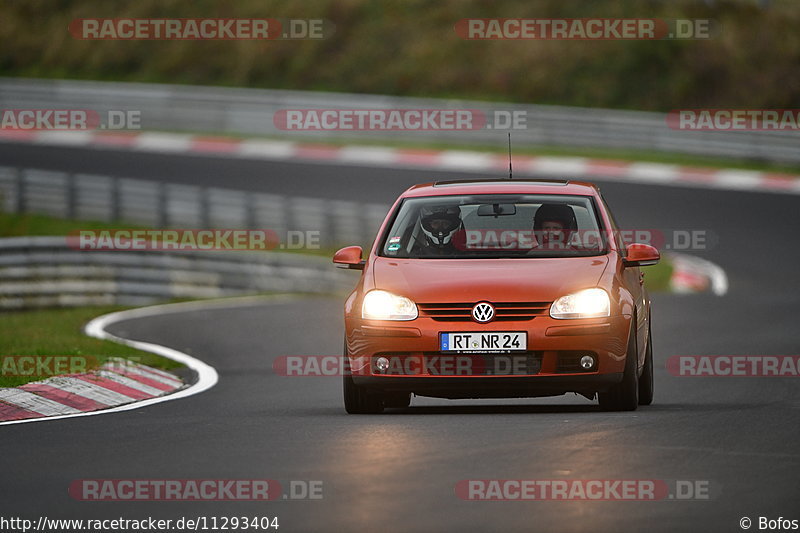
[472,302,495,323]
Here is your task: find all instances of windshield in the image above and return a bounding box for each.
[379,194,607,259]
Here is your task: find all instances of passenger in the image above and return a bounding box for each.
[532,203,577,250]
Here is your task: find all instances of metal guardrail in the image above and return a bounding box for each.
[0,236,356,309]
[0,165,385,310]
[1,77,798,163]
[0,166,389,250]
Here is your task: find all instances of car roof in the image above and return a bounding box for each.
[400,179,601,198]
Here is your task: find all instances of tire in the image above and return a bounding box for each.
[343,374,384,414]
[342,341,384,414]
[598,324,639,411]
[638,322,654,406]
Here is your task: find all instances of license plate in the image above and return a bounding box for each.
[440,332,527,353]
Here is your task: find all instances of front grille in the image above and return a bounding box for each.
[418,302,550,322]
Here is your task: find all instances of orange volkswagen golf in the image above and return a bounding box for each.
[334,179,660,413]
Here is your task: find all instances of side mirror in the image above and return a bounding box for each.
[623,243,660,267]
[333,246,365,270]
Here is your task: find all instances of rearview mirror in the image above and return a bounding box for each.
[477,203,516,216]
[333,246,365,270]
[623,243,660,267]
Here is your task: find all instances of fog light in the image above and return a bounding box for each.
[580,355,595,370]
[375,357,390,373]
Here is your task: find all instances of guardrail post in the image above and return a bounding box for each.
[110,176,121,222]
[324,200,335,249]
[158,181,168,227]
[66,173,76,219]
[245,194,256,229]
[200,187,211,228]
[15,168,26,214]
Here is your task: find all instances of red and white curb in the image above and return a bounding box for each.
[0,296,304,426]
[667,252,729,296]
[0,358,184,422]
[0,299,229,426]
[1,129,799,195]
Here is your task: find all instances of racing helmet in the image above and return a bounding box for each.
[419,205,462,246]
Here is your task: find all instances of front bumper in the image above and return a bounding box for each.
[353,373,624,399]
[345,314,631,398]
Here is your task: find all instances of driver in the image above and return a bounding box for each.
[532,203,577,250]
[414,205,463,256]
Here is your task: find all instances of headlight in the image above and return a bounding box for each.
[362,290,418,320]
[550,288,610,319]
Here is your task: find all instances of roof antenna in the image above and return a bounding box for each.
[507,132,513,180]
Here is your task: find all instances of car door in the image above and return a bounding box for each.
[601,194,647,366]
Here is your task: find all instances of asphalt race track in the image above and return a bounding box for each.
[2,143,799,532]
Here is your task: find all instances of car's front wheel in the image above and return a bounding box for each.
[342,342,384,414]
[638,321,654,405]
[343,374,384,414]
[598,325,639,411]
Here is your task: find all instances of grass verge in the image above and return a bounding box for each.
[0,211,149,238]
[642,261,673,293]
[0,306,183,388]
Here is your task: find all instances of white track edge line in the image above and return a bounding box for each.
[0,294,296,426]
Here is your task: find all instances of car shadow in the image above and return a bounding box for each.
[290,402,733,417]
[382,402,755,415]
[384,404,602,415]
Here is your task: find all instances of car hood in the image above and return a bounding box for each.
[372,255,609,303]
